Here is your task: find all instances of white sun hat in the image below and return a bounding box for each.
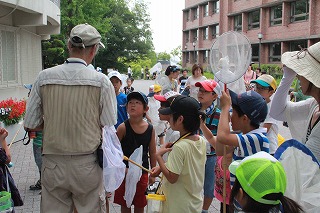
[281,41,320,88]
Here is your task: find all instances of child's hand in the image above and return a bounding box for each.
[156,144,173,157]
[0,128,8,141]
[150,166,161,177]
[220,90,231,110]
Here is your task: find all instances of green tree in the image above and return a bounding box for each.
[43,0,154,72]
[42,35,66,68]
[170,45,182,59]
[157,52,170,60]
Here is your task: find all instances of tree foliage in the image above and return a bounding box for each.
[157,52,170,60]
[43,0,155,72]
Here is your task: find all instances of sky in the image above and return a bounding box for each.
[148,0,185,53]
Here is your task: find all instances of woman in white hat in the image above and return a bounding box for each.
[270,42,320,162]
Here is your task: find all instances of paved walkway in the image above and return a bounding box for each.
[9,125,220,213]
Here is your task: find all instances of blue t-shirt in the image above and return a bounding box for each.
[115,92,128,129]
[230,127,269,185]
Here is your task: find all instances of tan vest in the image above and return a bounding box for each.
[41,84,102,155]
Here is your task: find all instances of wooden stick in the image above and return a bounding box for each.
[123,156,152,173]
[8,123,24,149]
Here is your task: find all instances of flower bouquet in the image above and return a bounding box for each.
[0,98,26,126]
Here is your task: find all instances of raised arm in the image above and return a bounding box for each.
[270,66,296,121]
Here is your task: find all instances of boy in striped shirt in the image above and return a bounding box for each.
[216,90,269,185]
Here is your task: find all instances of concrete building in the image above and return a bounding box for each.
[182,0,320,69]
[0,0,60,91]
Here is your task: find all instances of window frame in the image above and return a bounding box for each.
[290,0,309,22]
[269,42,281,62]
[248,10,260,30]
[270,5,282,26]
[234,14,242,31]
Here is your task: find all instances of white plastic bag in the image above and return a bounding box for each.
[124,145,143,208]
[102,126,126,192]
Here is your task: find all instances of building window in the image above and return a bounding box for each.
[213,1,220,14]
[212,25,219,39]
[203,27,209,40]
[193,29,198,41]
[204,4,209,17]
[251,44,259,62]
[186,10,190,21]
[248,10,260,30]
[289,40,308,51]
[291,0,309,22]
[270,5,282,26]
[234,15,242,31]
[186,52,189,63]
[269,42,281,62]
[193,7,199,20]
[203,50,209,63]
[185,31,189,43]
[0,30,17,83]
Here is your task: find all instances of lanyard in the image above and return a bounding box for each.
[65,59,87,66]
[169,132,192,148]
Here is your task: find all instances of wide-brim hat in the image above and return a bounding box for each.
[281,41,320,88]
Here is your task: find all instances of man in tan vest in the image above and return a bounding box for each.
[24,23,117,212]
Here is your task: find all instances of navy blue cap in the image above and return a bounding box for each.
[159,95,200,116]
[229,90,268,125]
[127,91,148,104]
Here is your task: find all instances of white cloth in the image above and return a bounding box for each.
[270,67,320,162]
[124,146,143,208]
[263,101,279,154]
[186,75,207,100]
[102,126,126,192]
[147,97,166,139]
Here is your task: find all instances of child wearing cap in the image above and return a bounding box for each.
[216,90,270,186]
[154,91,181,148]
[251,74,279,154]
[151,96,207,213]
[114,91,156,212]
[195,79,225,213]
[108,71,128,129]
[229,151,303,213]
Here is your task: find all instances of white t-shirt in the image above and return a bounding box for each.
[263,101,279,154]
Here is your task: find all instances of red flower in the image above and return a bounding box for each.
[0,98,26,126]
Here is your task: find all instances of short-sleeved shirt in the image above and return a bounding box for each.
[202,104,220,155]
[24,58,117,155]
[115,92,128,129]
[263,101,279,154]
[162,137,206,213]
[230,127,269,185]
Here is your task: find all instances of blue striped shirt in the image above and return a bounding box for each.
[230,127,269,185]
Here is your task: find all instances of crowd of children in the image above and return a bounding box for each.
[2,56,313,212]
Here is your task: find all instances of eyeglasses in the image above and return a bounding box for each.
[252,84,269,91]
[198,88,214,94]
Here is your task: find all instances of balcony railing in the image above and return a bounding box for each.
[50,0,60,8]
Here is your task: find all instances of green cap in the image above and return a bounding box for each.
[229,151,287,205]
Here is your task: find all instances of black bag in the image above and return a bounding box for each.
[97,145,103,168]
